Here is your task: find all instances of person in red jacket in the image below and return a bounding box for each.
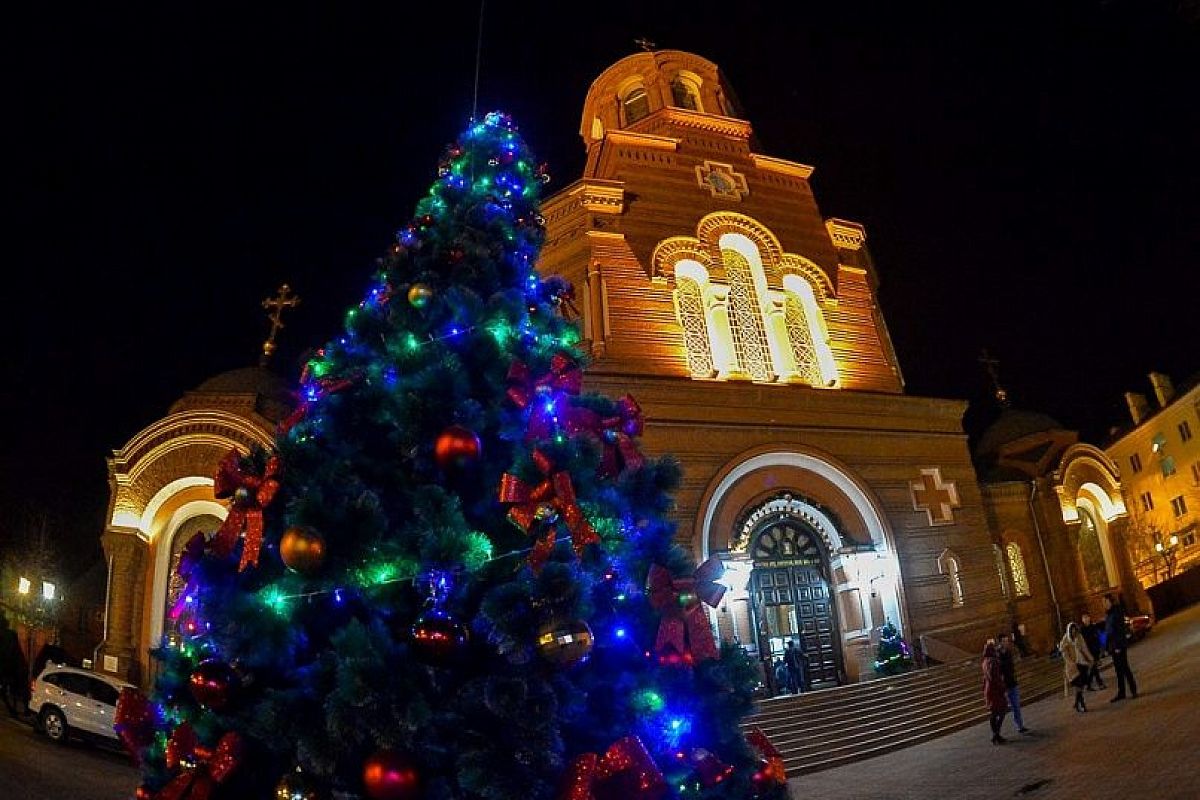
[982,640,1010,745]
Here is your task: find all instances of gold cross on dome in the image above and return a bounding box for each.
[260,283,301,366]
[634,37,657,52]
[910,468,960,526]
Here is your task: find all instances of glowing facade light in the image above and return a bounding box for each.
[42,581,56,601]
[17,576,31,595]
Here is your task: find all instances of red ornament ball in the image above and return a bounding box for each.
[280,526,326,575]
[409,609,469,667]
[434,425,481,470]
[188,659,240,711]
[362,748,420,800]
[535,618,594,668]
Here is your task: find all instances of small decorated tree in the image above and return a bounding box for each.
[873,620,914,676]
[119,112,789,800]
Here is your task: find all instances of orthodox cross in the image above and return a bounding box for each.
[910,468,960,526]
[260,283,301,366]
[978,348,1010,406]
[634,37,657,52]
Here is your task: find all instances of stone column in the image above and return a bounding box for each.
[98,526,146,684]
[762,296,796,381]
[1107,517,1152,614]
[704,285,737,377]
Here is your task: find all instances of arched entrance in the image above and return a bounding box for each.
[699,447,906,685]
[739,500,843,687]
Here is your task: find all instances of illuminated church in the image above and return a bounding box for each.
[95,50,1145,689]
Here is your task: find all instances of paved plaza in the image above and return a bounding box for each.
[791,602,1200,799]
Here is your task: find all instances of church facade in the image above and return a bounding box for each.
[95,49,1145,689]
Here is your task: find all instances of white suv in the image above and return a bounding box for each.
[29,664,134,745]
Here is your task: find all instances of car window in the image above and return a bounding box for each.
[55,673,92,696]
[89,679,120,706]
[42,672,63,687]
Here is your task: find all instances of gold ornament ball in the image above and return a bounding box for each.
[535,618,594,668]
[280,526,327,574]
[407,283,434,308]
[276,772,322,800]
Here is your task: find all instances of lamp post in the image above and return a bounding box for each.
[1155,534,1180,581]
[14,575,58,681]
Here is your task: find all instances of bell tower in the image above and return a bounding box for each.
[539,49,904,393]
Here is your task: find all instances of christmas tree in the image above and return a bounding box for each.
[117,112,788,800]
[872,620,913,676]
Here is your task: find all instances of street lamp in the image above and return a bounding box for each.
[14,574,60,681]
[1155,534,1180,580]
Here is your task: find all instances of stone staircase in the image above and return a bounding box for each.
[742,656,1064,775]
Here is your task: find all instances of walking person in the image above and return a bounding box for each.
[1079,613,1107,691]
[1104,593,1138,702]
[997,633,1030,734]
[783,640,801,694]
[1059,622,1093,712]
[0,614,24,718]
[982,640,1009,744]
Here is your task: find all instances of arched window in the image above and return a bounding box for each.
[622,87,649,124]
[722,248,774,382]
[670,77,701,111]
[784,293,822,386]
[994,544,1010,600]
[674,277,714,377]
[1006,542,1031,597]
[937,549,964,607]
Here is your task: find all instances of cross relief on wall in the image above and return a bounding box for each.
[695,160,749,200]
[910,467,960,526]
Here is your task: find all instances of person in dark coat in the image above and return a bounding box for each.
[783,640,801,694]
[1079,613,1107,691]
[1104,593,1138,701]
[997,633,1030,734]
[982,640,1009,744]
[0,614,26,717]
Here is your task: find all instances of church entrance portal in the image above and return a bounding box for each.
[745,506,844,689]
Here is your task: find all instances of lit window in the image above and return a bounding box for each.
[1006,543,1031,597]
[938,549,964,607]
[1162,456,1177,478]
[783,293,823,386]
[1171,496,1188,518]
[722,249,774,382]
[993,545,1010,599]
[1130,453,1142,474]
[674,277,714,377]
[1181,420,1194,443]
[622,87,649,124]
[670,77,701,111]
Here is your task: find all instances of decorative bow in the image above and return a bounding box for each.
[506,354,583,440]
[158,723,244,800]
[558,736,667,800]
[645,557,727,665]
[114,688,158,763]
[498,449,598,573]
[564,395,645,479]
[746,727,787,794]
[279,375,356,435]
[211,449,281,571]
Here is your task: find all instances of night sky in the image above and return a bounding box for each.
[6,2,1198,577]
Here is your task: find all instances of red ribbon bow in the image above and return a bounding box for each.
[558,736,667,800]
[506,354,583,440]
[158,723,244,800]
[279,375,356,435]
[645,557,727,665]
[498,449,598,573]
[114,688,158,763]
[211,449,280,571]
[564,394,645,479]
[746,727,787,793]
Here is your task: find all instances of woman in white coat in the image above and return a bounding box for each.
[1060,622,1094,712]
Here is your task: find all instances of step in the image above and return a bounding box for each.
[739,656,1065,775]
